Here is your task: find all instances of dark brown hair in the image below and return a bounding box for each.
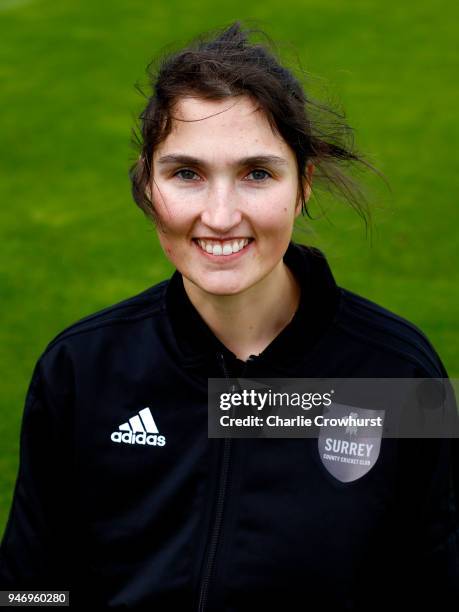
[129,20,387,237]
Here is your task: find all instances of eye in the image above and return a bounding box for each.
[172,167,272,182]
[173,168,200,181]
[246,168,272,181]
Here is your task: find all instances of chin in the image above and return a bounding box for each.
[193,277,251,297]
[201,284,245,297]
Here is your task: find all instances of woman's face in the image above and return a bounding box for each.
[149,95,312,296]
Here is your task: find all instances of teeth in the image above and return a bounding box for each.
[196,238,250,256]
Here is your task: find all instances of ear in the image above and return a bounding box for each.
[144,172,154,204]
[145,180,152,202]
[295,162,314,217]
[138,155,153,202]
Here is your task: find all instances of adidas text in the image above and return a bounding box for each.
[111,431,166,446]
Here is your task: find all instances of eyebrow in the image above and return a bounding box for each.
[157,153,289,168]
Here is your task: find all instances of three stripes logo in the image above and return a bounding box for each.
[111,407,166,446]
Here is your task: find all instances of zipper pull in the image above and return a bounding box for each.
[216,351,230,380]
[217,351,237,394]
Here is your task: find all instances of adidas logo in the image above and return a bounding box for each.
[111,407,166,446]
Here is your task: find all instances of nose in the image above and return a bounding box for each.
[200,184,243,232]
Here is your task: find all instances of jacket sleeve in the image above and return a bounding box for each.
[0,356,74,591]
[410,436,459,606]
[393,368,459,607]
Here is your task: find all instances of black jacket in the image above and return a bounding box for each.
[1,240,458,610]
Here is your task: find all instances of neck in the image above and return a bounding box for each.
[182,261,301,362]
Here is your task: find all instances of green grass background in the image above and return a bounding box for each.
[1,0,458,535]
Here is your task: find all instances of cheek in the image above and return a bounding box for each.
[152,182,193,228]
[252,200,295,232]
[251,183,297,221]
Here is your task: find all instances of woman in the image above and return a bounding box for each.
[1,21,457,610]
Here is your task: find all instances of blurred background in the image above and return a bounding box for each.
[1,0,458,534]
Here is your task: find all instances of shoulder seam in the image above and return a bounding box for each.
[42,280,169,356]
[43,305,166,357]
[338,289,443,375]
[336,319,441,376]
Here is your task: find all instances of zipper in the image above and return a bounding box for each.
[197,351,248,612]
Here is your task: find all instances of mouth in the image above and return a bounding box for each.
[192,237,255,259]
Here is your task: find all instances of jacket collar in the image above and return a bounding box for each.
[164,240,341,374]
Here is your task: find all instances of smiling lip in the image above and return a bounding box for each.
[193,238,254,261]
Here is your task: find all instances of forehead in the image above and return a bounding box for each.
[154,95,294,162]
